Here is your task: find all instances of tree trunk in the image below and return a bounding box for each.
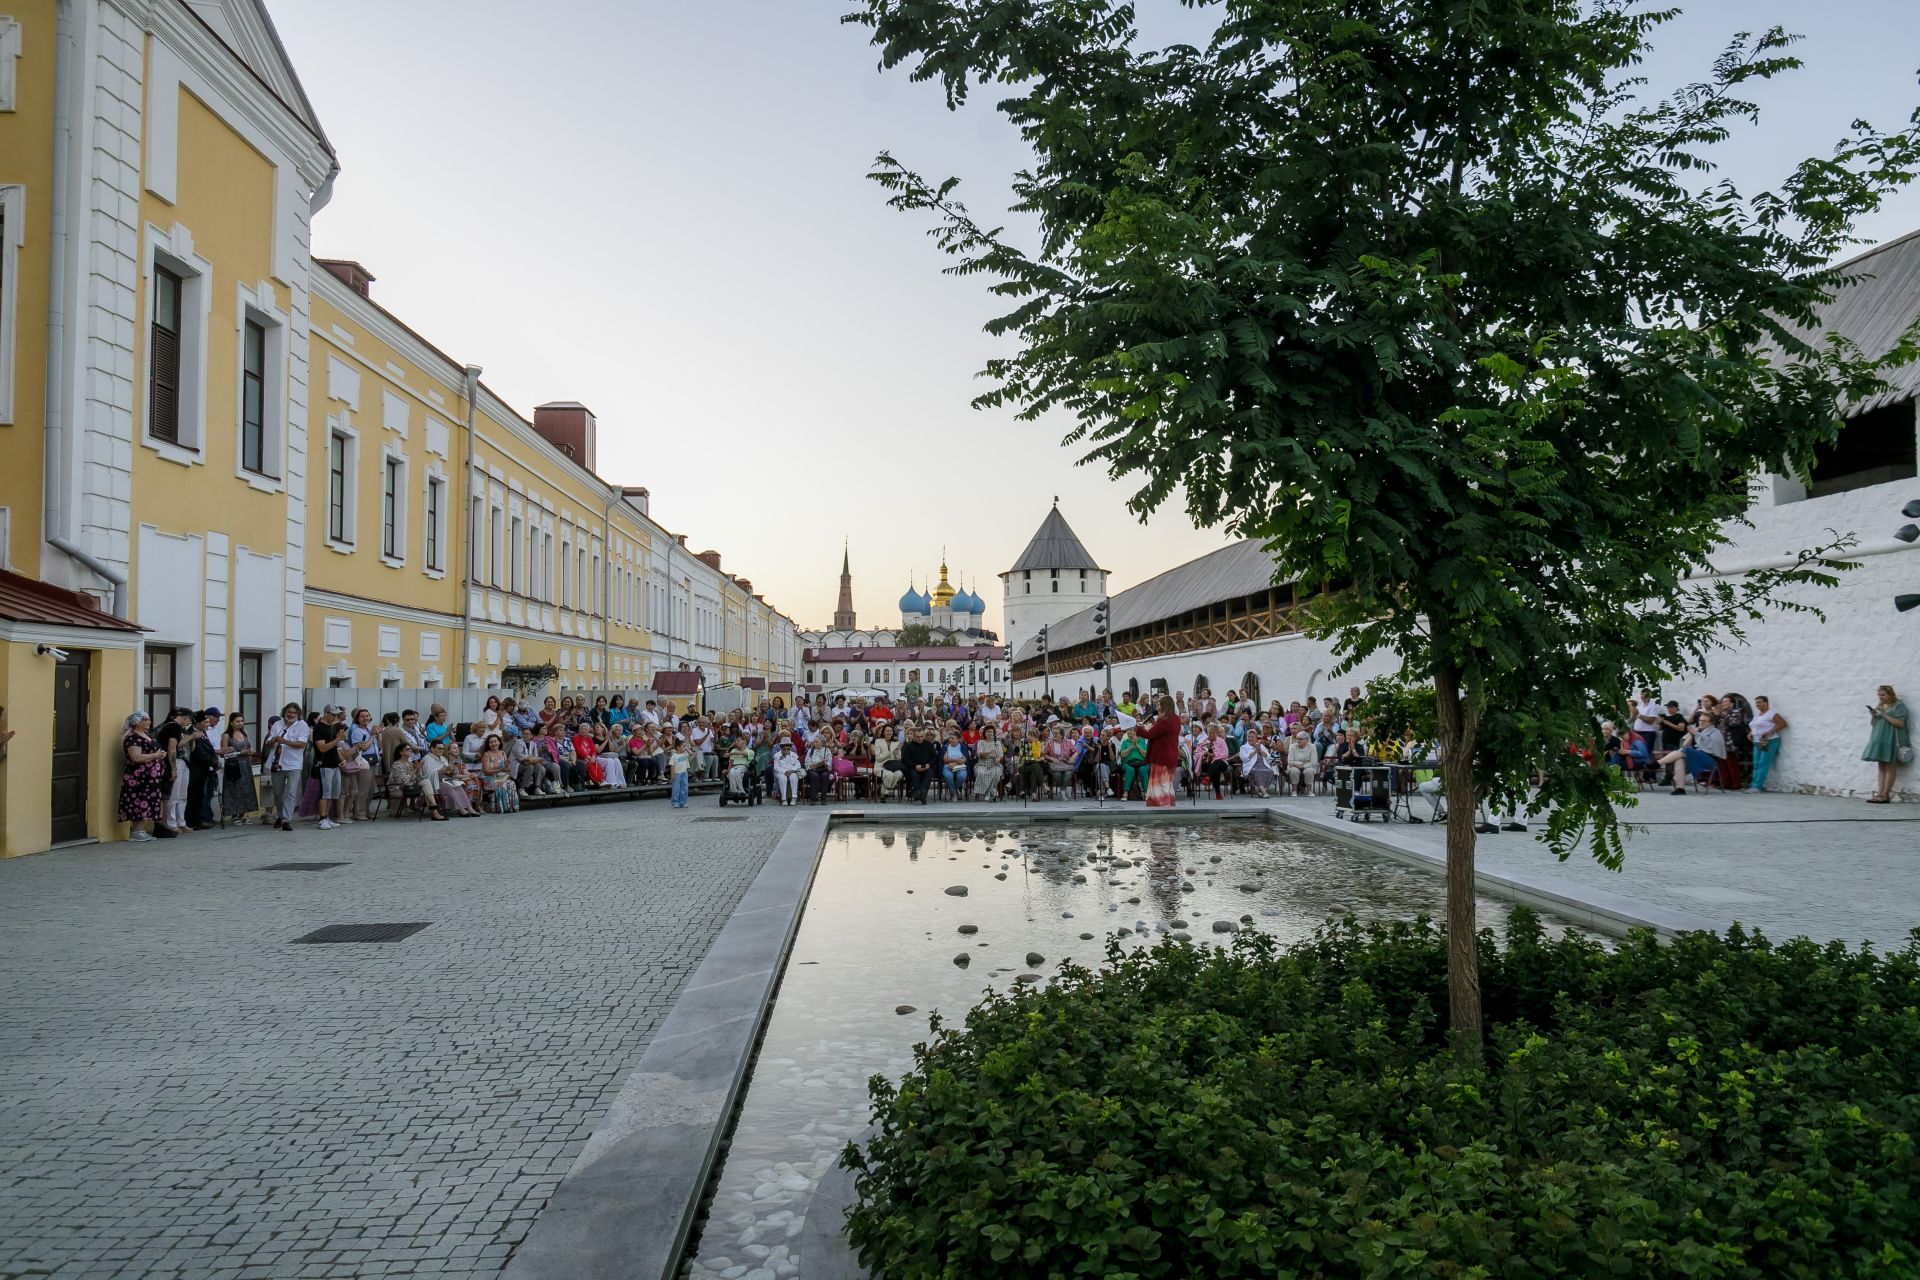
[1431,660,1483,1062]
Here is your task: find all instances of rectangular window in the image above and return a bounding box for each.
[328,433,350,543]
[240,320,266,473]
[489,506,504,588]
[470,495,484,579]
[559,537,571,606]
[425,476,443,570]
[150,266,183,444]
[510,516,524,593]
[382,456,402,558]
[1805,400,1918,499]
[143,646,178,727]
[237,651,264,747]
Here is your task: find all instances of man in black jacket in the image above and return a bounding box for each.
[900,726,941,804]
[187,708,222,829]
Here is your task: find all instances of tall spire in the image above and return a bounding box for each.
[833,543,856,630]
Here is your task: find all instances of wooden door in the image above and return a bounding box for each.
[51,654,90,844]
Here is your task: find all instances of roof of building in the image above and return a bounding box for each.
[1013,538,1278,660]
[1785,228,1920,414]
[1006,506,1104,573]
[740,676,767,690]
[0,570,146,632]
[182,0,334,156]
[806,645,1001,662]
[651,671,704,695]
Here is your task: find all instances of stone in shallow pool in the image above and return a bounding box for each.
[994,873,1007,880]
[1016,973,1043,984]
[1079,932,1094,940]
[1213,920,1239,933]
[1172,931,1193,942]
[953,953,970,967]
[1170,918,1188,929]
[896,1005,917,1015]
[945,885,968,896]
[1025,951,1045,967]
[957,924,978,934]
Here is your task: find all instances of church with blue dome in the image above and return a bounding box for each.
[799,551,997,655]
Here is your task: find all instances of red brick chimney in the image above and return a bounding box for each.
[316,259,375,298]
[696,550,723,572]
[532,402,597,474]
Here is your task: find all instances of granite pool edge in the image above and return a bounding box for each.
[1259,806,1724,938]
[502,811,834,1280]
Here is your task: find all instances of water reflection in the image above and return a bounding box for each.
[682,822,1579,1279]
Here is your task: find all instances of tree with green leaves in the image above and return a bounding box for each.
[847,0,1920,1049]
[894,622,938,647]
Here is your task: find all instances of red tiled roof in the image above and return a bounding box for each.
[0,569,144,632]
[740,676,767,690]
[651,671,704,695]
[769,681,794,693]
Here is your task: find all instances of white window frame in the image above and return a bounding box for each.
[379,446,408,567]
[0,185,21,424]
[140,222,211,465]
[0,17,20,113]
[232,280,288,491]
[324,415,359,552]
[422,466,447,578]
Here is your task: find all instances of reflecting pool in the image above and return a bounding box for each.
[682,820,1580,1279]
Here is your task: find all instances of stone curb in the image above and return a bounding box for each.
[1262,806,1723,938]
[501,811,832,1280]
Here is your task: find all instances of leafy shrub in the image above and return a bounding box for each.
[844,912,1920,1278]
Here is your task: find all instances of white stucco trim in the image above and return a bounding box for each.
[0,16,21,113]
[0,184,21,424]
[139,221,213,466]
[231,278,289,492]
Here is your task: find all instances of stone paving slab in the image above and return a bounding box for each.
[0,804,797,1280]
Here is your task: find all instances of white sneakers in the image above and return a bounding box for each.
[318,818,337,830]
[129,829,154,841]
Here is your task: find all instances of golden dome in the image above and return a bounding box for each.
[929,556,956,607]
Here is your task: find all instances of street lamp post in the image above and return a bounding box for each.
[1898,498,1919,614]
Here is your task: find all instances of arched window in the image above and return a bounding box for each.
[805,668,814,683]
[1128,677,1140,700]
[1241,673,1261,707]
[864,669,872,684]
[1194,674,1210,697]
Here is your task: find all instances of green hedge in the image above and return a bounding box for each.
[844,913,1920,1278]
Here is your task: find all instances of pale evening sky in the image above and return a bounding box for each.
[268,1,1920,635]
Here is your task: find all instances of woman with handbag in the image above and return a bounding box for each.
[1863,685,1911,804]
[219,712,259,824]
[340,707,379,822]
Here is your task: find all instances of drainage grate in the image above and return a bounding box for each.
[693,816,750,823]
[292,922,430,944]
[256,861,351,872]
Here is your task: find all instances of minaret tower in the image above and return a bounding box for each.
[832,542,857,630]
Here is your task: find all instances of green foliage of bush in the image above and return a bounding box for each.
[844,913,1920,1278]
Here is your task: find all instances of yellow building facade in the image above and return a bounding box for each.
[0,0,796,856]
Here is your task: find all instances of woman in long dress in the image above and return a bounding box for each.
[219,712,259,823]
[1144,697,1182,808]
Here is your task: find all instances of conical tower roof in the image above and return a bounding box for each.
[1006,504,1103,573]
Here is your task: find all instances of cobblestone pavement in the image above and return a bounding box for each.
[0,801,798,1280]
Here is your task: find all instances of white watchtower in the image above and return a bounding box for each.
[999,501,1108,678]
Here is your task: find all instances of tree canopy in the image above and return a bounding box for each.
[848,0,1920,1037]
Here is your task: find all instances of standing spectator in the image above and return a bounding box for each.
[156,707,194,836]
[340,708,379,822]
[1630,687,1663,756]
[118,712,166,841]
[311,706,346,830]
[668,739,692,808]
[1747,696,1787,793]
[220,712,258,824]
[1863,685,1910,804]
[262,702,309,831]
[187,709,221,829]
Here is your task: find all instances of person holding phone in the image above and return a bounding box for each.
[1863,685,1910,804]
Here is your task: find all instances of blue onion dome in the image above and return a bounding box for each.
[899,585,930,615]
[966,588,987,615]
